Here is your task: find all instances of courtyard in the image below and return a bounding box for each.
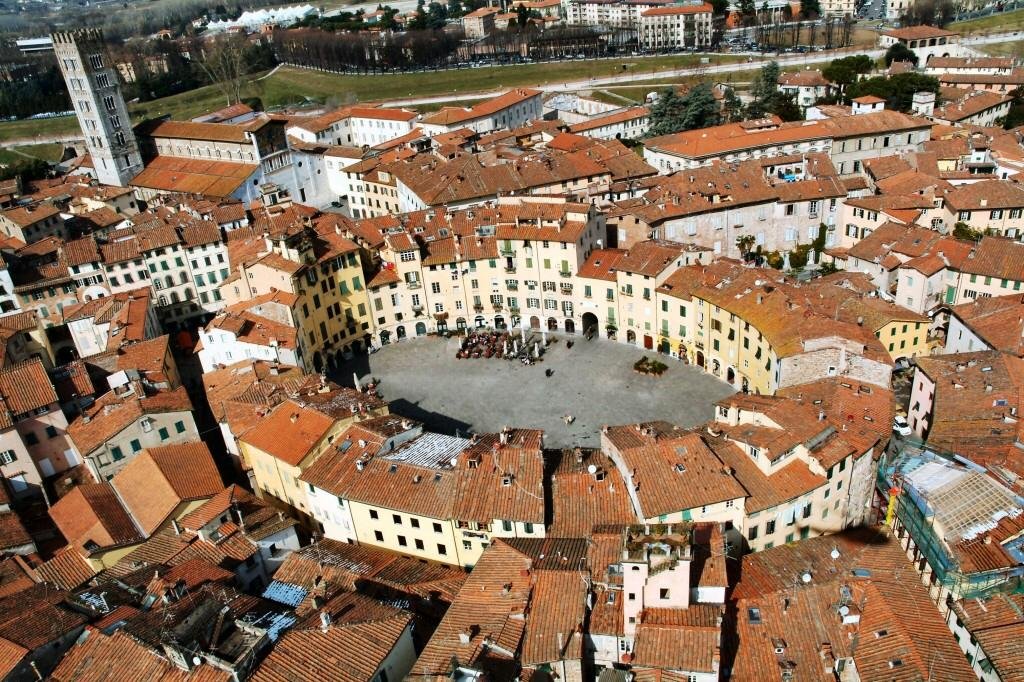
[345,334,736,448]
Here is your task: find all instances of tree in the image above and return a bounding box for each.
[765,91,801,121]
[709,0,729,15]
[846,72,939,112]
[736,234,756,257]
[746,61,780,118]
[799,0,820,16]
[646,88,689,137]
[953,221,982,241]
[195,34,249,106]
[517,3,529,27]
[739,0,755,17]
[722,87,744,122]
[679,82,721,131]
[646,84,720,136]
[822,54,873,91]
[884,42,918,66]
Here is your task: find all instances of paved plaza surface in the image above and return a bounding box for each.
[349,334,736,448]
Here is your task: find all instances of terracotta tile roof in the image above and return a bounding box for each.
[0,556,38,598]
[251,607,412,682]
[63,235,101,266]
[934,90,1011,122]
[604,424,746,517]
[0,511,31,552]
[777,378,892,456]
[632,622,719,673]
[67,385,192,456]
[0,358,55,416]
[130,155,258,198]
[703,432,825,514]
[0,592,85,650]
[615,239,692,277]
[35,546,95,590]
[961,235,1024,280]
[548,449,636,535]
[412,540,533,678]
[778,69,830,87]
[422,88,540,126]
[240,399,335,466]
[914,351,1024,474]
[113,442,223,536]
[641,1,711,13]
[521,570,586,665]
[51,629,231,682]
[135,118,260,144]
[0,637,25,678]
[949,293,1024,356]
[576,248,624,282]
[49,483,143,553]
[568,106,649,134]
[453,430,546,524]
[0,201,59,228]
[944,179,1024,211]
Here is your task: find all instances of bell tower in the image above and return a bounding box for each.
[52,29,143,187]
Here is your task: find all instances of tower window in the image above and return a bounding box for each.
[88,54,103,69]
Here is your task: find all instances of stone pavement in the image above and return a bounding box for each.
[356,334,736,448]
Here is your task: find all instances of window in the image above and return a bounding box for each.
[397,535,407,547]
[374,530,384,542]
[410,518,420,529]
[748,525,758,540]
[462,540,472,550]
[111,446,123,461]
[0,450,15,464]
[415,539,424,550]
[502,520,512,532]
[158,427,169,441]
[370,509,379,520]
[45,425,58,439]
[437,544,447,555]
[524,522,534,533]
[659,588,670,599]
[765,520,776,534]
[130,439,141,452]
[393,514,402,525]
[174,420,186,434]
[24,432,38,446]
[433,522,442,533]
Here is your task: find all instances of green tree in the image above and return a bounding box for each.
[680,82,721,131]
[846,72,939,112]
[953,222,982,241]
[709,0,729,15]
[736,234,756,256]
[884,42,918,66]
[822,54,873,91]
[722,87,744,122]
[765,91,802,121]
[739,0,755,16]
[516,2,529,27]
[799,0,820,17]
[646,87,689,137]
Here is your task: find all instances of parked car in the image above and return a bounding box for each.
[893,415,912,437]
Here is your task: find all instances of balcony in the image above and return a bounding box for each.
[505,266,517,274]
[560,283,573,294]
[406,280,421,290]
[507,283,519,292]
[500,248,516,258]
[559,270,572,278]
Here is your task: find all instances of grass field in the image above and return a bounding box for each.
[951,7,1024,32]
[977,39,1024,56]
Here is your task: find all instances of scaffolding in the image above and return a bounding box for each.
[877,446,1024,602]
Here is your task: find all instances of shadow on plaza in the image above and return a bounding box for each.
[387,398,474,438]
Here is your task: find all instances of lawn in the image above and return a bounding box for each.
[0,53,751,141]
[977,39,1024,56]
[951,7,1024,32]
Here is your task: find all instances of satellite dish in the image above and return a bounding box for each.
[838,605,850,616]
[830,548,841,560]
[192,656,202,666]
[587,464,598,474]
[801,572,812,583]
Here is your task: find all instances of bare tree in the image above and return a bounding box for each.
[195,34,249,106]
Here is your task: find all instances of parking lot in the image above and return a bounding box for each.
[349,335,736,448]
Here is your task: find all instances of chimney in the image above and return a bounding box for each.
[320,612,331,632]
[290,413,298,423]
